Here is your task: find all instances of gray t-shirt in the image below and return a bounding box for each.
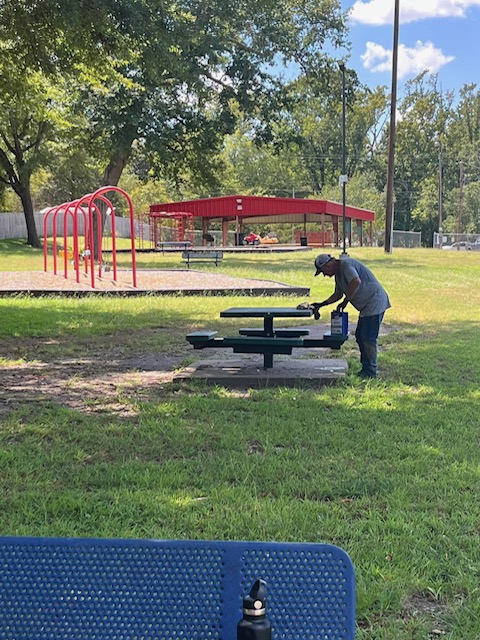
[335,258,391,317]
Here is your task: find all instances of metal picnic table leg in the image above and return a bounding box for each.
[263,317,274,368]
[263,352,274,369]
[263,317,274,337]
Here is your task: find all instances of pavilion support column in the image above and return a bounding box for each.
[202,218,210,246]
[333,218,339,248]
[346,219,352,248]
[321,214,326,247]
[357,220,363,247]
[369,221,373,246]
[222,218,228,246]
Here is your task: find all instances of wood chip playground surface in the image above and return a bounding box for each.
[0,269,309,296]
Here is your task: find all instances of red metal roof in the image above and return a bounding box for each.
[149,195,375,222]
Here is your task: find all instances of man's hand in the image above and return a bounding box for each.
[310,302,322,320]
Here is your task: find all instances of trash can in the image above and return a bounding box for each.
[235,233,245,246]
[300,236,308,246]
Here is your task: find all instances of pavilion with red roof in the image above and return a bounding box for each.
[149,195,375,247]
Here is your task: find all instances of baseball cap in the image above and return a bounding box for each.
[314,254,333,276]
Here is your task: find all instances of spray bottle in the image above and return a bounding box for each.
[237,579,272,640]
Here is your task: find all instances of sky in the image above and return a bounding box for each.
[341,0,480,95]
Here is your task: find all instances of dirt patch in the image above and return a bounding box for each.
[0,320,392,419]
[0,334,188,419]
[0,269,308,295]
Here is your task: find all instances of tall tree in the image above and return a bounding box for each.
[71,0,350,190]
[1,0,350,244]
[0,64,67,246]
[376,73,454,236]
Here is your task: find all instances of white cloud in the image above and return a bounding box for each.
[350,0,480,25]
[361,40,455,77]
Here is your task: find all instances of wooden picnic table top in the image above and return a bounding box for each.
[220,306,313,319]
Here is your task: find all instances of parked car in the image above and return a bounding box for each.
[443,241,480,251]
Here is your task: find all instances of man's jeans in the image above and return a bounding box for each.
[355,312,385,377]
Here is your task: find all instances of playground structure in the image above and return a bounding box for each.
[43,187,137,289]
[147,210,195,248]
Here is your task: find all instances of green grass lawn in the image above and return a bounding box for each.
[1,240,480,638]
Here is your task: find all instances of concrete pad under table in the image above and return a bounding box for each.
[174,357,348,388]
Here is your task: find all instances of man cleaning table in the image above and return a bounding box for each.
[312,254,391,379]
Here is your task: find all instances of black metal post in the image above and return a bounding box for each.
[339,62,347,255]
[385,0,400,253]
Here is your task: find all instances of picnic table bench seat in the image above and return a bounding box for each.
[186,330,218,345]
[186,332,305,350]
[239,327,310,337]
[182,250,223,267]
[222,335,304,351]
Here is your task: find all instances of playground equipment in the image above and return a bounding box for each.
[243,232,279,246]
[148,211,195,248]
[43,186,137,289]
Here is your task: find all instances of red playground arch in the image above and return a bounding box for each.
[43,186,137,289]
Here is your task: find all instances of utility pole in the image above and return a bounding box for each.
[456,161,464,248]
[438,145,443,248]
[339,62,348,256]
[385,0,400,254]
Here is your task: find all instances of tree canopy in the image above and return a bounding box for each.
[2,0,480,247]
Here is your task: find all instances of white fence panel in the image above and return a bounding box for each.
[392,230,421,248]
[0,212,148,240]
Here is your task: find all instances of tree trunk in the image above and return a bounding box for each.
[91,148,132,259]
[102,149,131,187]
[18,184,41,248]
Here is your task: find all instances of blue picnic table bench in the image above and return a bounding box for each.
[0,537,355,639]
[187,306,348,369]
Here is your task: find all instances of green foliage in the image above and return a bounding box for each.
[0,65,73,244]
[2,1,480,249]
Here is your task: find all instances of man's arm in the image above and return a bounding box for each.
[313,291,344,309]
[337,276,361,311]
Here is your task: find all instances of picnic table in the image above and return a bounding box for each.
[187,306,348,369]
[156,240,192,254]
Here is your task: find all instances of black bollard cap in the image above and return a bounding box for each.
[242,579,267,616]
